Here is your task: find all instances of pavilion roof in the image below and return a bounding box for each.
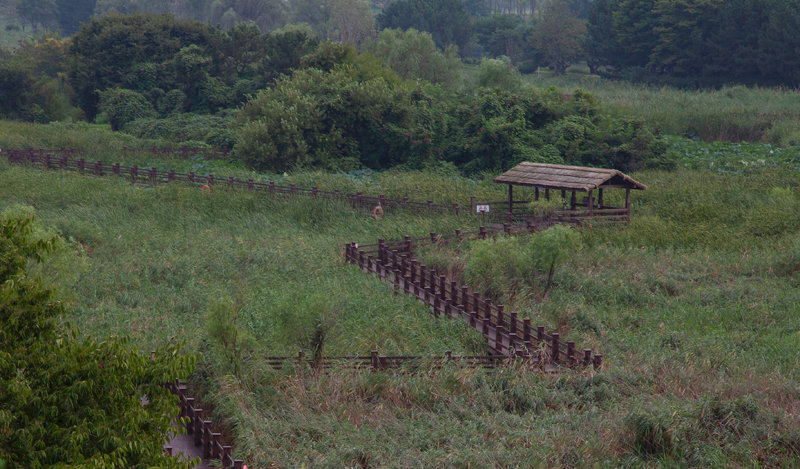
[494,162,647,192]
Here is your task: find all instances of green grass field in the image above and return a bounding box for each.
[2,119,800,466]
[529,72,800,146]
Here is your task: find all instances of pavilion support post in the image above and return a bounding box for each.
[561,190,566,199]
[570,191,576,210]
[545,188,550,200]
[598,188,604,209]
[535,186,539,201]
[625,188,631,222]
[588,189,594,216]
[508,184,513,215]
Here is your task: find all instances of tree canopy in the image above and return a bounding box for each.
[377,0,474,52]
[0,210,195,468]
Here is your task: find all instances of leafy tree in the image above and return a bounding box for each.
[377,0,474,52]
[55,0,96,35]
[756,0,800,86]
[475,56,522,90]
[290,0,332,38]
[463,0,491,17]
[373,28,463,86]
[236,66,419,171]
[0,66,35,120]
[68,13,216,119]
[585,0,622,74]
[528,224,582,298]
[98,88,157,130]
[328,0,375,47]
[648,0,720,76]
[612,0,658,69]
[474,15,531,65]
[0,211,195,468]
[530,1,586,75]
[208,0,287,31]
[16,0,57,32]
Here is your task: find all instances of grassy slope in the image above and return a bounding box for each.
[2,121,800,465]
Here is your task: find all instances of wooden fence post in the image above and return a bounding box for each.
[523,318,530,345]
[593,354,602,369]
[551,333,560,364]
[192,408,203,445]
[567,341,575,365]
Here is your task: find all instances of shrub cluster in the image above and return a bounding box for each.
[236,68,668,173]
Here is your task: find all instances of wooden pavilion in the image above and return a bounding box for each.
[491,162,647,223]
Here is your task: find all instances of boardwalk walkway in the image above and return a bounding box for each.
[166,424,214,469]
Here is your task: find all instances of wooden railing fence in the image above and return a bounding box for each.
[6,148,630,225]
[345,232,602,370]
[5,149,463,216]
[166,380,244,469]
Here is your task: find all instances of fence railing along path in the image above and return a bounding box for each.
[5,148,464,216]
[345,229,602,371]
[166,380,245,469]
[6,148,633,225]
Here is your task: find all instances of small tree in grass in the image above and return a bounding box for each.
[528,224,582,298]
[0,212,195,468]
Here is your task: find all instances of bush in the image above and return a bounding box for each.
[373,28,463,87]
[475,56,521,91]
[98,88,157,131]
[123,112,234,148]
[235,67,418,171]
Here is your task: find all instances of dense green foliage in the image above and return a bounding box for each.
[377,0,473,52]
[587,0,800,86]
[237,68,667,173]
[372,28,463,86]
[67,14,318,120]
[0,210,194,468]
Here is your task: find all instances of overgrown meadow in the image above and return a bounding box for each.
[2,122,800,466]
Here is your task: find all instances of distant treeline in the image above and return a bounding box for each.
[0,12,669,174]
[587,0,800,87]
[9,0,800,87]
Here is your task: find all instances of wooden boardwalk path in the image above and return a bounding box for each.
[166,424,214,469]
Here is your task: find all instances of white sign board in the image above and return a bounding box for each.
[476,204,490,213]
